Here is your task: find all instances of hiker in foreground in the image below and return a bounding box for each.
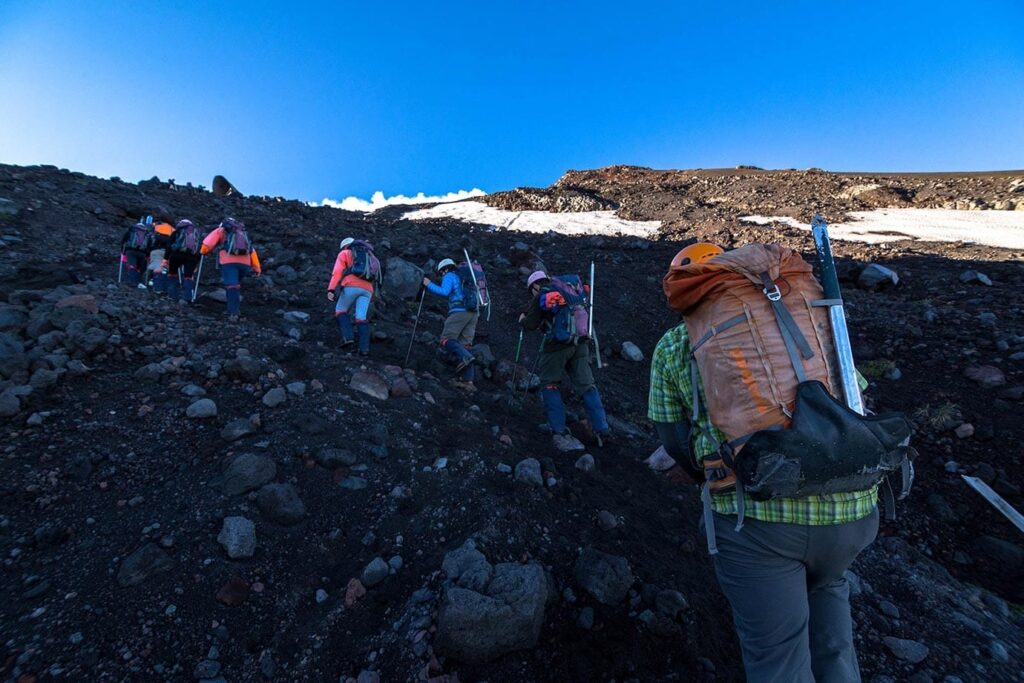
[519,270,609,452]
[200,217,262,321]
[165,219,203,304]
[650,242,911,682]
[120,221,155,288]
[327,237,380,355]
[422,258,479,392]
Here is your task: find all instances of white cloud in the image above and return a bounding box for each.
[316,188,486,212]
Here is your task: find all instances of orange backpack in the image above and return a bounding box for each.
[663,243,841,491]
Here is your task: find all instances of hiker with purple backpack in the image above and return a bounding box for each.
[165,219,204,304]
[327,237,381,355]
[519,270,610,452]
[200,217,262,321]
[120,221,155,288]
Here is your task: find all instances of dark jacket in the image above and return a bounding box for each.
[521,286,573,352]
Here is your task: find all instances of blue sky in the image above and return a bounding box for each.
[1,1,1022,203]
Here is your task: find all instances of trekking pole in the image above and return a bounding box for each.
[403,288,426,367]
[462,247,487,320]
[517,335,545,405]
[811,214,864,415]
[192,255,205,303]
[118,249,125,284]
[508,329,524,402]
[589,261,602,369]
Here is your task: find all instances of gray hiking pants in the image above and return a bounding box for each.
[706,508,878,683]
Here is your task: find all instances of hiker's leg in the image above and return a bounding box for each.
[540,385,567,434]
[180,257,198,302]
[335,288,361,342]
[222,264,241,316]
[709,513,815,683]
[166,254,181,300]
[354,290,371,354]
[581,387,609,433]
[151,249,167,293]
[459,311,479,347]
[126,252,143,285]
[568,345,608,433]
[805,509,878,683]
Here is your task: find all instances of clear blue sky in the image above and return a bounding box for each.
[1,1,1022,202]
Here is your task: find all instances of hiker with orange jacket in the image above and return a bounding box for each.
[200,217,261,321]
[649,242,910,682]
[326,237,380,355]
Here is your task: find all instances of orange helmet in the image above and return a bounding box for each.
[670,242,723,267]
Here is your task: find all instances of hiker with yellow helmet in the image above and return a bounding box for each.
[648,242,880,682]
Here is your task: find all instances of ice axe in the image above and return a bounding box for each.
[462,247,489,321]
[117,249,126,284]
[403,288,427,367]
[192,254,205,303]
[811,214,863,414]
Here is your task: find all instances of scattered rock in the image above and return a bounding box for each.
[514,458,544,488]
[361,557,390,587]
[117,544,174,587]
[959,270,993,286]
[315,447,358,468]
[218,516,257,559]
[256,483,305,525]
[620,341,644,362]
[218,453,276,495]
[575,454,596,472]
[221,418,257,441]
[186,398,218,418]
[966,365,1006,388]
[575,547,634,605]
[216,576,250,606]
[882,636,929,664]
[261,387,287,407]
[857,263,899,290]
[350,371,389,400]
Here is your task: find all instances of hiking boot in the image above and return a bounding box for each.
[228,315,239,323]
[552,432,585,453]
[340,338,355,349]
[136,283,147,290]
[455,356,476,373]
[594,430,611,448]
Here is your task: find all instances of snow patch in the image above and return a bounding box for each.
[317,188,486,212]
[741,209,1024,249]
[402,201,661,238]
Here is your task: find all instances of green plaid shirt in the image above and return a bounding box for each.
[648,323,877,525]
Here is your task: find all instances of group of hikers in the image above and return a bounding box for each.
[119,216,262,321]
[117,216,913,682]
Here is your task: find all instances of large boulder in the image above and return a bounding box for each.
[0,304,27,332]
[218,453,276,495]
[212,175,242,197]
[384,257,424,300]
[350,371,389,401]
[435,561,549,662]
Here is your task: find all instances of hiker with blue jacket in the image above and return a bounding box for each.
[422,258,478,393]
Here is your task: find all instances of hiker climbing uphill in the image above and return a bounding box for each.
[166,219,203,304]
[200,217,261,321]
[649,241,913,683]
[149,219,176,293]
[519,270,609,452]
[327,237,380,355]
[120,221,155,288]
[422,257,482,392]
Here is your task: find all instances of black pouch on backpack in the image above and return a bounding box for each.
[733,380,913,501]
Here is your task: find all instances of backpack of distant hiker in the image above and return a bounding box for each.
[343,240,382,283]
[662,243,914,514]
[171,222,202,255]
[221,218,253,256]
[126,223,153,251]
[452,261,489,312]
[541,274,590,345]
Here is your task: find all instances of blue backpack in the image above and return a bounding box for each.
[542,275,590,344]
[343,241,382,283]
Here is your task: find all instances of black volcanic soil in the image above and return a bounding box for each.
[0,163,1022,682]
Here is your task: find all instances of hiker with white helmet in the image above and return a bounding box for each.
[519,269,609,452]
[422,258,479,392]
[327,237,381,355]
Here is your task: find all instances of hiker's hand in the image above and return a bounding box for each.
[422,277,430,287]
[327,291,335,302]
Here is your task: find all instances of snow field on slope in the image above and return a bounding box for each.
[402,201,662,238]
[742,209,1024,249]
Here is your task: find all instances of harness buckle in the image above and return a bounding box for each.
[763,284,782,301]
